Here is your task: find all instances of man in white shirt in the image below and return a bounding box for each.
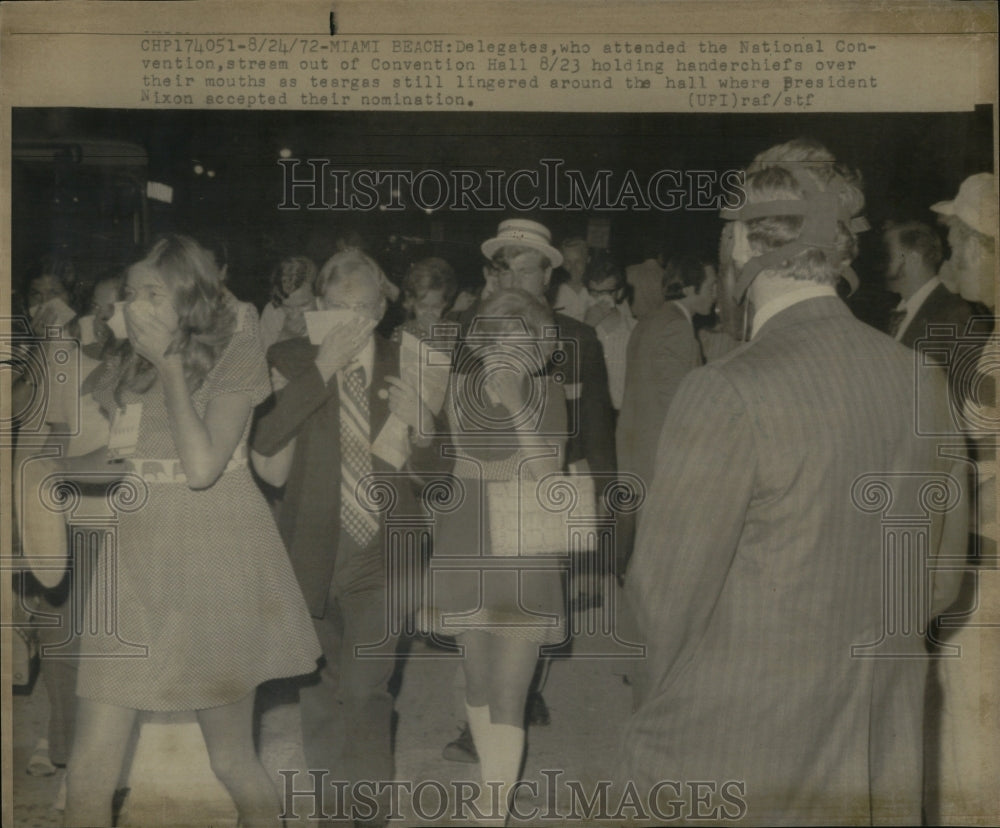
[552,237,594,322]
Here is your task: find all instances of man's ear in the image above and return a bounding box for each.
[732,221,752,268]
[543,267,553,289]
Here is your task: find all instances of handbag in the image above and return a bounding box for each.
[487,472,597,556]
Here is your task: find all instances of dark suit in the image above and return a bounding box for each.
[615,301,702,569]
[616,296,965,824]
[897,282,974,350]
[251,333,420,820]
[898,281,980,436]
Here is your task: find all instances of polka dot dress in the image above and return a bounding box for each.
[78,308,321,711]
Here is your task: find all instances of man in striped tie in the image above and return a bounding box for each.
[252,250,431,827]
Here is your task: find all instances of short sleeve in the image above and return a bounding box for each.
[200,302,271,406]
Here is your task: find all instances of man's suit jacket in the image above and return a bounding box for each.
[898,281,974,349]
[616,301,701,497]
[616,296,964,824]
[614,302,702,570]
[899,281,977,415]
[251,334,421,617]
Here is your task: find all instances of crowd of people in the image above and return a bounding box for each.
[9,139,997,827]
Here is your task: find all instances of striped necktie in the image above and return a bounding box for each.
[340,364,379,547]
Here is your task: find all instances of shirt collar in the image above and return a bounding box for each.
[751,283,838,339]
[672,300,693,326]
[898,276,940,314]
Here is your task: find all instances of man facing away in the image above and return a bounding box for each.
[615,140,967,825]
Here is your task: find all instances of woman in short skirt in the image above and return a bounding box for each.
[41,236,321,827]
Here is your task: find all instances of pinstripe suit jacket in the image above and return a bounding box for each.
[616,296,964,825]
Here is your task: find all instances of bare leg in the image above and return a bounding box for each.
[459,632,537,825]
[64,699,137,827]
[197,691,282,828]
[484,635,539,727]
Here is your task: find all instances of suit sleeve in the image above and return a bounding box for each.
[649,319,700,420]
[578,328,617,475]
[251,345,335,457]
[626,366,756,687]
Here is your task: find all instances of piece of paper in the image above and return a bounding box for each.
[370,412,411,470]
[107,402,143,459]
[401,330,450,416]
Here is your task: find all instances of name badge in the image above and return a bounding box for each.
[107,403,143,459]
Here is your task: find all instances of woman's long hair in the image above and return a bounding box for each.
[112,235,236,408]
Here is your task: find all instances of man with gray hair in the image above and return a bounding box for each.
[616,140,967,824]
[252,250,430,827]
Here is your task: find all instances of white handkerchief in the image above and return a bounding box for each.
[305,309,377,345]
[106,302,129,340]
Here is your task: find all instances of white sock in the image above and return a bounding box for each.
[480,722,525,820]
[464,701,491,755]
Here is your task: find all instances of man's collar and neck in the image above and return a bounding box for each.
[748,272,841,339]
[895,275,941,312]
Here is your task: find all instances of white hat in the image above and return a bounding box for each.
[931,173,997,239]
[481,219,563,268]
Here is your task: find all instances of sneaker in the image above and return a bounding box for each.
[27,738,56,777]
[441,723,478,763]
[526,691,550,727]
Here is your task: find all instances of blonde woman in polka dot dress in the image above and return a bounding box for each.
[41,236,321,828]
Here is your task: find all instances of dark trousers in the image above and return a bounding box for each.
[299,552,397,824]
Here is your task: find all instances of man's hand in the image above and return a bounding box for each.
[314,316,370,382]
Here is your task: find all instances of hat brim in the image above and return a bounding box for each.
[930,199,956,216]
[481,237,563,269]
